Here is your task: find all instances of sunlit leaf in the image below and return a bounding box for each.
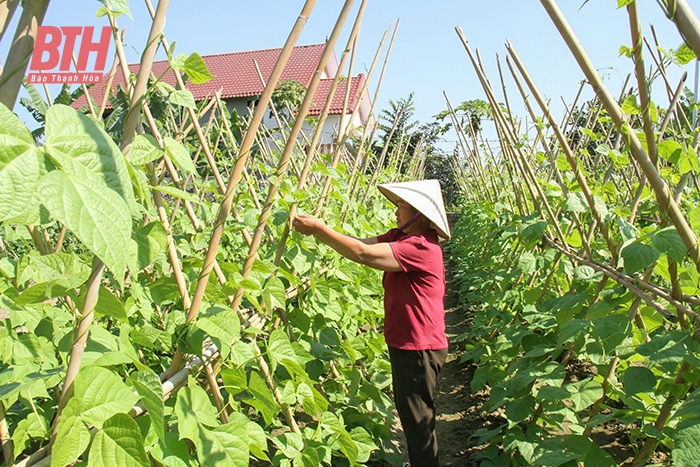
[183,52,215,84]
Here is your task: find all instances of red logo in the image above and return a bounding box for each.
[28,26,111,84]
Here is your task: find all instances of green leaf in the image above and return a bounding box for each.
[45,104,136,211]
[623,366,656,395]
[74,366,140,428]
[673,387,700,420]
[94,286,127,322]
[195,423,248,467]
[518,252,536,274]
[87,413,149,467]
[621,94,640,114]
[320,411,358,464]
[519,220,548,242]
[676,42,697,65]
[621,242,659,273]
[651,227,687,263]
[31,253,91,289]
[245,371,280,426]
[566,379,603,411]
[505,394,536,423]
[591,314,631,354]
[174,377,219,443]
[184,52,215,84]
[535,435,615,467]
[38,168,131,282]
[131,221,167,271]
[127,371,165,443]
[536,385,570,401]
[565,192,588,212]
[657,140,683,164]
[0,103,46,224]
[163,137,197,174]
[196,309,240,360]
[150,431,193,467]
[619,45,633,58]
[262,276,287,312]
[672,418,700,467]
[169,90,197,109]
[52,398,91,467]
[149,184,200,203]
[129,134,162,166]
[97,0,132,18]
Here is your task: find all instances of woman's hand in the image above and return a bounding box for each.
[292,214,323,236]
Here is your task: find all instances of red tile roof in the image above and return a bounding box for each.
[73,43,364,115]
[308,74,366,116]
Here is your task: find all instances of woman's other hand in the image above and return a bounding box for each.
[292,214,322,236]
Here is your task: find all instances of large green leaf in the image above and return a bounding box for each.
[566,379,603,411]
[127,370,165,443]
[518,220,548,242]
[183,52,215,84]
[51,398,91,467]
[38,169,131,281]
[130,221,167,271]
[45,104,136,211]
[245,371,280,426]
[621,242,659,273]
[535,435,615,467]
[262,276,287,312]
[87,413,149,467]
[164,137,197,174]
[30,253,91,289]
[195,423,248,467]
[672,418,700,467]
[73,366,140,428]
[651,227,687,263]
[0,102,46,224]
[673,387,700,420]
[169,90,197,109]
[505,394,536,423]
[196,308,240,360]
[320,411,357,464]
[150,431,194,467]
[128,134,162,166]
[174,377,219,443]
[591,314,631,354]
[623,366,656,395]
[657,139,683,164]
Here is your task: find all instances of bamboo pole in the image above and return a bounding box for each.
[230,0,354,313]
[627,2,659,166]
[353,20,400,182]
[0,0,19,44]
[121,0,170,156]
[0,0,50,109]
[49,258,105,444]
[503,38,620,261]
[661,0,700,59]
[540,0,700,270]
[0,402,11,465]
[166,0,317,380]
[274,0,369,266]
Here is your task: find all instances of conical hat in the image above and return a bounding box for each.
[378,179,451,239]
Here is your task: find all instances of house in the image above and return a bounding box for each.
[74,42,374,153]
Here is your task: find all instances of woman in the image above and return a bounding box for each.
[292,179,450,467]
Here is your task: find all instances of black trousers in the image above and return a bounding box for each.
[388,346,448,467]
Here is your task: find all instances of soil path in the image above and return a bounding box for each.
[433,259,486,467]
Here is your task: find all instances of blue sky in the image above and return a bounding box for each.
[2,0,699,148]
